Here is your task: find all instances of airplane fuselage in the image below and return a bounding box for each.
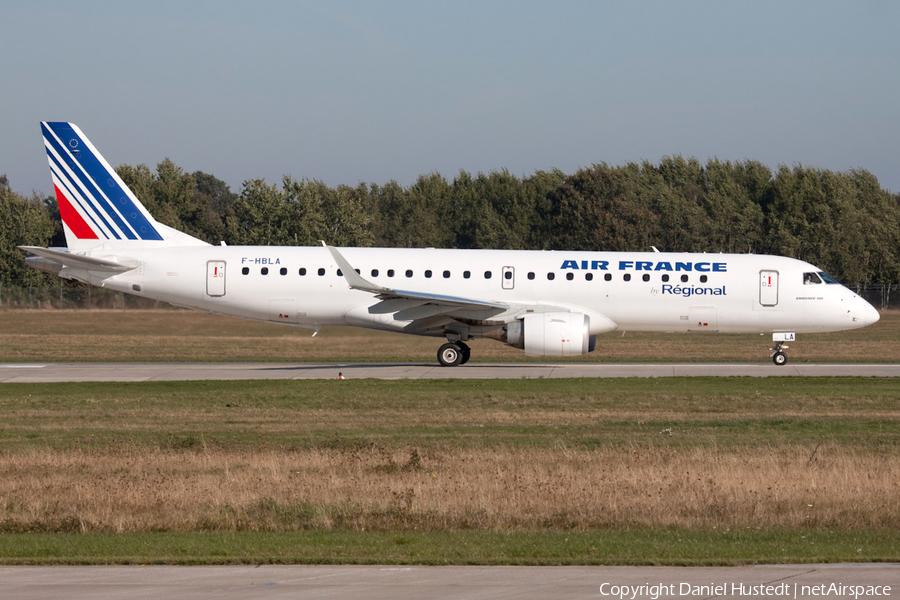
[64,246,878,337]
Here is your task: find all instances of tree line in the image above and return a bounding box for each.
[2,156,899,291]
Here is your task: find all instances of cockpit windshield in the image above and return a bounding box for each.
[818,271,840,284]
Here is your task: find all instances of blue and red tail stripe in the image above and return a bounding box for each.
[41,122,164,242]
[45,141,119,238]
[53,183,99,240]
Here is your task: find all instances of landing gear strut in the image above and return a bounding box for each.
[769,332,794,366]
[437,341,471,367]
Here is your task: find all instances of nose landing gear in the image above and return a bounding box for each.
[771,342,788,365]
[770,332,795,366]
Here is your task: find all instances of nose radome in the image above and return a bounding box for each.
[864,301,881,326]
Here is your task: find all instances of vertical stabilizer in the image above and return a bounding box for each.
[41,122,207,250]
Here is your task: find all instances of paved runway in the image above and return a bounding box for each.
[1,361,900,382]
[1,564,897,600]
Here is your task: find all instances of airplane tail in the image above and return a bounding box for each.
[41,122,207,251]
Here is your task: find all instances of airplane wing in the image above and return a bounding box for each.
[19,246,138,273]
[325,245,510,328]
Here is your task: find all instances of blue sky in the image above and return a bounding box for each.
[2,0,898,196]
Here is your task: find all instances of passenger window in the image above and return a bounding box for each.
[371,269,379,277]
[681,274,689,283]
[585,273,593,281]
[803,272,822,285]
[604,273,612,281]
[337,269,343,276]
[443,270,451,278]
[623,274,631,282]
[241,267,249,275]
[661,274,669,282]
[387,269,395,277]
[299,268,307,276]
[425,270,432,278]
[505,271,512,280]
[566,273,574,281]
[700,275,708,283]
[280,267,287,276]
[318,268,325,276]
[406,270,413,278]
[463,271,471,279]
[527,272,535,280]
[547,272,555,280]
[261,267,268,275]
[642,274,650,282]
[484,271,492,279]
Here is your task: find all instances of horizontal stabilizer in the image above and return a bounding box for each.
[19,246,137,273]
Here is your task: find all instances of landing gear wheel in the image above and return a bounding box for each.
[770,339,789,366]
[438,342,463,367]
[458,342,471,365]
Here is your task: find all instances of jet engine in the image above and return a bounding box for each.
[503,312,596,356]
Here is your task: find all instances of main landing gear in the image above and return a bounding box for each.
[437,341,470,367]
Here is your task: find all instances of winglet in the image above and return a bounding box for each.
[325,245,509,311]
[325,245,390,295]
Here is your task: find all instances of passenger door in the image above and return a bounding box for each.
[206,261,226,297]
[759,270,779,307]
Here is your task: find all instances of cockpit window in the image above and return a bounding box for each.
[818,271,840,284]
[803,272,822,285]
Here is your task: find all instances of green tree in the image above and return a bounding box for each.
[324,183,374,247]
[226,178,290,246]
[0,186,56,286]
[402,173,454,248]
[699,159,765,254]
[281,177,327,246]
[542,164,657,251]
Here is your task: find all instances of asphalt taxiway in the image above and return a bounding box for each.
[1,564,898,600]
[1,361,900,382]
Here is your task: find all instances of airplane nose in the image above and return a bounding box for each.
[864,301,881,326]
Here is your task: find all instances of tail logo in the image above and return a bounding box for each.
[42,122,164,242]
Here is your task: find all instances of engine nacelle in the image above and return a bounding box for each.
[505,312,596,356]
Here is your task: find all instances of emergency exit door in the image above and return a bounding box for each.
[759,270,778,306]
[502,266,515,290]
[207,261,226,297]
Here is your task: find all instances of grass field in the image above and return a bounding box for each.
[0,308,898,363]
[0,377,898,564]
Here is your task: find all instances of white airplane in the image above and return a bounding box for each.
[22,122,880,366]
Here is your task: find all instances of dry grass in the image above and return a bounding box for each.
[1,444,896,534]
[0,377,896,539]
[0,308,898,363]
